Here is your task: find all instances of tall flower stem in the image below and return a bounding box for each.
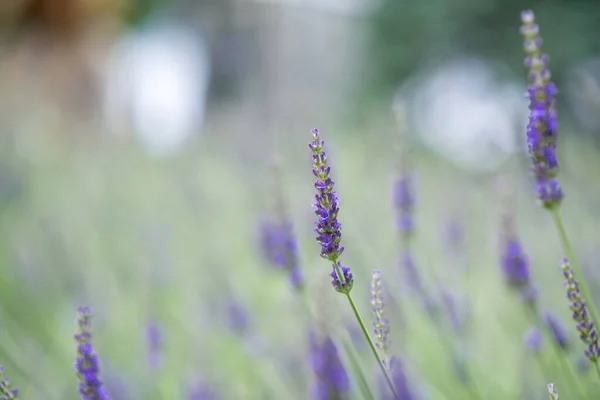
[551,209,600,379]
[344,289,398,398]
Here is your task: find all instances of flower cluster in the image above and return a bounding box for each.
[524,327,543,352]
[371,270,391,356]
[0,365,18,399]
[561,257,599,361]
[547,383,558,400]
[309,128,353,293]
[520,10,563,208]
[74,306,110,400]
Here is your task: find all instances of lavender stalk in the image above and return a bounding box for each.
[520,10,600,376]
[308,128,397,397]
[74,306,110,400]
[0,365,19,399]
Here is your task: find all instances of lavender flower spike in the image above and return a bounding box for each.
[520,10,563,208]
[0,365,19,399]
[75,306,111,400]
[561,257,599,361]
[547,383,558,400]
[371,270,391,357]
[309,128,352,293]
[524,327,543,352]
[308,332,350,400]
[543,311,570,351]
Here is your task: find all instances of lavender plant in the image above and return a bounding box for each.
[259,160,304,291]
[74,306,110,400]
[520,9,600,377]
[0,365,18,399]
[308,331,350,400]
[308,128,397,396]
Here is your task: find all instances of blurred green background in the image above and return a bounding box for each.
[1,0,600,398]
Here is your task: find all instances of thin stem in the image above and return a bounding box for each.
[595,361,600,382]
[344,292,398,398]
[551,209,600,326]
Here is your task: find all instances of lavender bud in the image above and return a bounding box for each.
[560,257,599,361]
[523,327,543,352]
[308,332,350,400]
[330,262,354,294]
[520,10,563,208]
[309,128,345,262]
[543,311,570,351]
[547,383,558,400]
[370,270,391,356]
[0,365,19,399]
[74,306,110,400]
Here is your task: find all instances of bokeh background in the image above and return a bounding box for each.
[1,0,600,398]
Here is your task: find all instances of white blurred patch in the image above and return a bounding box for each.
[406,58,526,172]
[564,57,600,135]
[103,18,210,156]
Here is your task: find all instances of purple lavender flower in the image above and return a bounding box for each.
[500,238,530,289]
[309,128,344,262]
[74,306,110,400]
[393,173,415,235]
[543,311,570,351]
[0,365,18,399]
[308,332,350,400]
[520,10,563,208]
[259,219,303,289]
[560,257,599,361]
[380,356,416,400]
[145,321,163,370]
[371,270,391,356]
[309,128,352,293]
[524,327,543,352]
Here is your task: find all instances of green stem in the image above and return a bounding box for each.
[344,292,398,398]
[551,209,600,327]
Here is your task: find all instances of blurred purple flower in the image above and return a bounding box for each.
[520,10,563,208]
[500,238,530,289]
[393,173,415,234]
[308,332,350,400]
[560,257,599,361]
[524,327,543,351]
[187,380,217,400]
[258,219,303,290]
[74,306,110,400]
[380,356,417,400]
[0,365,19,399]
[227,301,250,335]
[543,311,570,351]
[145,321,163,370]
